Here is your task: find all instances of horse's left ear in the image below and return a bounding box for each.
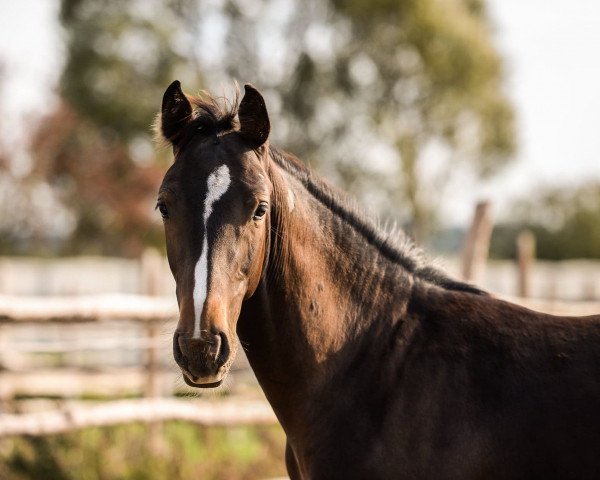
[238,84,270,148]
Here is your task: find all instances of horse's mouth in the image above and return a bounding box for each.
[177,344,236,389]
[181,370,225,389]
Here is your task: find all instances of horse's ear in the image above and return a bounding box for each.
[156,80,193,147]
[238,84,270,148]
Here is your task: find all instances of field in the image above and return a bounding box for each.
[0,422,287,480]
[0,254,598,479]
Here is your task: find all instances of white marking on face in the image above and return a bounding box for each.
[192,164,231,339]
[287,187,295,212]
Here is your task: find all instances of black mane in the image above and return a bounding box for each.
[269,146,486,296]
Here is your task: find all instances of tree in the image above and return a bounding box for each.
[27,0,198,255]
[29,103,164,255]
[192,0,516,240]
[0,64,72,255]
[59,0,195,143]
[32,0,514,255]
[491,182,600,260]
[318,0,516,239]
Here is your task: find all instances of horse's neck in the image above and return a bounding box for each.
[237,158,413,435]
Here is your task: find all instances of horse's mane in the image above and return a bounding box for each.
[171,90,486,296]
[269,147,487,296]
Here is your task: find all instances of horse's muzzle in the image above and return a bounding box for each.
[173,330,230,387]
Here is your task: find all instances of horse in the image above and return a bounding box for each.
[155,80,600,479]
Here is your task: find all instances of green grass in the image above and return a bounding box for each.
[0,422,287,480]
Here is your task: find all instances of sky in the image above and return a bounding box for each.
[0,0,599,225]
[0,0,62,133]
[470,0,600,223]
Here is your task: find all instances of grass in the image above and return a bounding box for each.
[0,422,287,480]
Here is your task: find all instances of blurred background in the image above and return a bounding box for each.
[0,0,598,478]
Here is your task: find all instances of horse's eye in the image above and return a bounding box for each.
[156,202,169,219]
[253,202,268,221]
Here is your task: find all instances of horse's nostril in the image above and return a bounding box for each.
[216,331,230,367]
[173,332,186,365]
[202,331,227,366]
[211,333,222,361]
[173,330,231,378]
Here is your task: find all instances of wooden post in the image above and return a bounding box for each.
[144,321,161,399]
[462,201,493,283]
[0,325,10,412]
[582,278,597,301]
[517,230,535,298]
[140,248,163,399]
[140,248,164,452]
[140,248,163,297]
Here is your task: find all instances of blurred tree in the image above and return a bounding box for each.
[193,0,516,240]
[491,182,600,260]
[30,103,164,256]
[59,0,196,142]
[27,0,200,255]
[0,64,71,255]
[32,0,514,255]
[322,0,515,239]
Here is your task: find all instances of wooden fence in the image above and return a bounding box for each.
[0,293,178,397]
[0,251,598,301]
[0,398,276,437]
[0,293,275,437]
[0,292,598,437]
[0,233,598,437]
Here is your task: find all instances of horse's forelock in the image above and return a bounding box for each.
[188,88,241,136]
[154,87,242,151]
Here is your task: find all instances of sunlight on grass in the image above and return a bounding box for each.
[0,422,287,480]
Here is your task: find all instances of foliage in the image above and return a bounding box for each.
[152,0,516,240]
[29,103,164,256]
[21,0,198,256]
[0,70,73,255]
[329,0,515,238]
[490,182,600,260]
[0,422,287,480]
[15,0,514,255]
[59,0,195,143]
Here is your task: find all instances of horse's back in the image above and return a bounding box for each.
[296,286,600,479]
[378,286,600,479]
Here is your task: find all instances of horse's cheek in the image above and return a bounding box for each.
[244,235,267,298]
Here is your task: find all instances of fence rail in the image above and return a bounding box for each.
[503,297,600,317]
[0,398,277,437]
[1,293,597,324]
[0,295,179,408]
[0,293,177,323]
[1,253,599,301]
[0,293,598,438]
[0,368,176,399]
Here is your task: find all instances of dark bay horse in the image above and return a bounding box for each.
[155,80,600,479]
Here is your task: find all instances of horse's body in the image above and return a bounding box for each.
[156,81,600,479]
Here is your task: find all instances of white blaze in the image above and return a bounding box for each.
[193,165,231,339]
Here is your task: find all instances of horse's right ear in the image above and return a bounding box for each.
[154,80,193,148]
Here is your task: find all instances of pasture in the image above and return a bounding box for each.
[0,252,598,478]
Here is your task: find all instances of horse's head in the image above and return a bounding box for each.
[156,81,272,387]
